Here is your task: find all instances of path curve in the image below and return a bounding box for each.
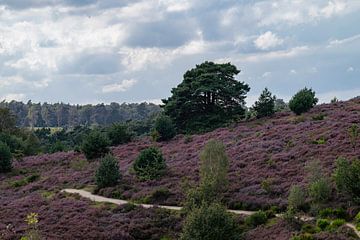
[61,189,359,238]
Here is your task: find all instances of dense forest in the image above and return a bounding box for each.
[0,101,161,128]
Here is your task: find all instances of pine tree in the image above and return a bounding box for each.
[252,88,276,118]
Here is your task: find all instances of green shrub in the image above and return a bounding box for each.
[0,141,12,172]
[133,147,166,180]
[245,211,268,227]
[180,202,241,240]
[11,174,40,188]
[288,185,306,211]
[329,219,345,230]
[184,134,193,143]
[252,88,276,118]
[306,160,332,204]
[291,233,314,240]
[355,211,360,223]
[49,141,66,153]
[107,124,133,146]
[312,113,326,121]
[289,88,318,115]
[301,224,318,234]
[260,178,273,194]
[154,115,176,141]
[23,132,41,156]
[348,124,359,151]
[319,208,347,220]
[70,158,88,171]
[95,154,120,188]
[334,158,360,203]
[81,130,110,160]
[311,137,326,145]
[316,219,330,231]
[308,178,332,203]
[199,140,229,204]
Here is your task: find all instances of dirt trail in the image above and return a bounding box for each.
[61,189,360,238]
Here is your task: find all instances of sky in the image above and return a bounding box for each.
[0,0,359,106]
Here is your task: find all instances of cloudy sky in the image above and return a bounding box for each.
[0,0,359,106]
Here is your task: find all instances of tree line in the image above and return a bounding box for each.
[0,101,161,127]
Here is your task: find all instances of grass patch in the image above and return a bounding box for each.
[70,158,89,171]
[9,174,40,188]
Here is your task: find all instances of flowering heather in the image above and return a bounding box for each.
[0,97,359,239]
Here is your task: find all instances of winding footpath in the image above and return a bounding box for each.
[61,189,360,238]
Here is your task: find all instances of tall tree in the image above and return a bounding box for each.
[162,61,250,133]
[252,88,276,118]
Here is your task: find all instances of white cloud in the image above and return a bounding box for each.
[328,33,360,47]
[347,66,354,72]
[242,46,309,62]
[262,72,271,78]
[102,79,137,93]
[2,93,26,101]
[119,38,209,71]
[254,31,284,50]
[160,0,192,12]
[0,76,24,87]
[320,0,346,18]
[289,69,297,74]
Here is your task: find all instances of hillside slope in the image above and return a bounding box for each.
[1,97,359,239]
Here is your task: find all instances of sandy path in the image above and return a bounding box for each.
[61,189,360,238]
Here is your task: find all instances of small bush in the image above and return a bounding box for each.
[245,211,268,227]
[312,113,326,121]
[261,179,273,194]
[81,130,110,160]
[133,147,166,180]
[334,158,360,203]
[70,158,88,171]
[311,137,326,145]
[291,233,314,240]
[184,134,193,143]
[180,202,241,240]
[308,178,332,203]
[154,115,176,142]
[288,185,306,211]
[0,141,12,173]
[11,174,40,188]
[319,208,347,220]
[348,124,359,151]
[316,219,330,231]
[107,124,133,146]
[329,219,345,230]
[301,224,318,234]
[95,154,120,188]
[289,88,318,115]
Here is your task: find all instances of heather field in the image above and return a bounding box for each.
[1,97,360,239]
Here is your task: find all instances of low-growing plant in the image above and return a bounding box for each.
[261,178,273,194]
[334,157,360,203]
[291,233,314,240]
[69,158,88,171]
[308,178,332,203]
[0,141,12,173]
[311,113,326,121]
[316,218,330,231]
[21,212,40,240]
[133,147,166,180]
[10,174,40,188]
[311,136,326,145]
[245,210,268,227]
[318,208,347,220]
[180,202,241,240]
[329,219,345,230]
[184,134,193,144]
[288,185,306,211]
[348,124,359,151]
[95,154,120,188]
[81,130,110,160]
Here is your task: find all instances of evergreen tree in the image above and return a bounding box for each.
[252,88,276,118]
[289,88,318,115]
[162,61,250,133]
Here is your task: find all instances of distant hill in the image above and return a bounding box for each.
[0,101,161,128]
